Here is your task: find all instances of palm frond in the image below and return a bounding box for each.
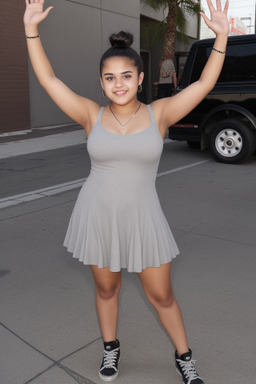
[143,0,169,12]
[176,5,186,33]
[177,0,201,15]
[143,0,201,53]
[141,19,166,49]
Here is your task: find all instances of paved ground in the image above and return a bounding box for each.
[0,125,85,159]
[1,129,256,384]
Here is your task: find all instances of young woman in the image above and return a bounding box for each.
[24,1,229,383]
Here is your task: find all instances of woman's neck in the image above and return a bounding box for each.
[109,99,141,115]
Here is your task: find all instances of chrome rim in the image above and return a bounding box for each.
[215,129,243,158]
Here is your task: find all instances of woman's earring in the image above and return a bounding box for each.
[137,84,143,93]
[102,88,106,97]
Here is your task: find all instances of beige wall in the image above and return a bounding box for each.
[29,0,140,128]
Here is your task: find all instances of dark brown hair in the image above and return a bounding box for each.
[100,31,143,75]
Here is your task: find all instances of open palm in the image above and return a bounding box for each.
[24,0,53,26]
[201,0,229,36]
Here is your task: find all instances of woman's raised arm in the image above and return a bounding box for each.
[24,0,99,134]
[152,0,230,137]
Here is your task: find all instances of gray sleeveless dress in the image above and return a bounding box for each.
[64,105,179,272]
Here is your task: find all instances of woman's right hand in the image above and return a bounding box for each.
[24,0,53,28]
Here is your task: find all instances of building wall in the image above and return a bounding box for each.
[140,0,167,22]
[1,1,198,133]
[29,0,140,128]
[0,0,30,134]
[181,10,199,40]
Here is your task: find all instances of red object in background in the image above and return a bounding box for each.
[230,16,246,35]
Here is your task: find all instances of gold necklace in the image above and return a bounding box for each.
[109,103,141,129]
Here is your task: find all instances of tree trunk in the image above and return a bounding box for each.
[162,0,177,60]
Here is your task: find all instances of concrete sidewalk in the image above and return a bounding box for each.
[0,126,87,159]
[1,156,256,384]
[1,128,256,383]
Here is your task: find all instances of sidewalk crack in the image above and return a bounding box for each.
[0,322,100,384]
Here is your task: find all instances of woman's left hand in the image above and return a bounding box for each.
[200,0,229,36]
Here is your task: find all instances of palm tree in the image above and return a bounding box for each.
[143,0,201,60]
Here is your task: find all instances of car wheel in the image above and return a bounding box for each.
[208,119,256,164]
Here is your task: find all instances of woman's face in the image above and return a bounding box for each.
[100,57,144,105]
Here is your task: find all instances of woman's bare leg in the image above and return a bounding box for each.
[137,262,189,356]
[90,266,122,342]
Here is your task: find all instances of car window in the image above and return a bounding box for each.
[190,42,256,84]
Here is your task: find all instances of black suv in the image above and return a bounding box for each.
[169,34,256,163]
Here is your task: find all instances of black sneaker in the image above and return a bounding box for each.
[99,339,120,382]
[175,349,205,384]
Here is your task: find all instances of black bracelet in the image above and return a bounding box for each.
[212,47,226,55]
[25,34,40,39]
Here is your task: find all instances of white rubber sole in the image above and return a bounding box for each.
[99,357,120,382]
[99,371,118,382]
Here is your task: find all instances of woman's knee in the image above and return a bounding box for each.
[96,281,121,300]
[91,267,121,300]
[147,288,175,308]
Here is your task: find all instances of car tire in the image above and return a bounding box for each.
[208,119,256,164]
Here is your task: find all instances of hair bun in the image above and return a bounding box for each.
[109,31,133,48]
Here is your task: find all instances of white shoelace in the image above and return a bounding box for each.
[177,359,201,384]
[100,348,119,372]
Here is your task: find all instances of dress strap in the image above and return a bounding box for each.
[96,106,105,125]
[147,104,158,129]
[89,106,105,135]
